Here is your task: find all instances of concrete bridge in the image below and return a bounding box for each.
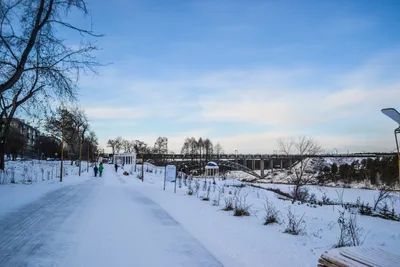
[140,152,394,179]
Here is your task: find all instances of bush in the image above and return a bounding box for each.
[223,197,234,211]
[213,187,223,206]
[187,187,194,196]
[359,202,372,216]
[234,195,251,216]
[308,193,317,204]
[336,210,364,248]
[194,180,200,197]
[291,187,309,202]
[320,193,334,205]
[263,198,279,225]
[284,207,306,235]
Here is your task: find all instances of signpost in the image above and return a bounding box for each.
[381,108,400,184]
[164,165,176,192]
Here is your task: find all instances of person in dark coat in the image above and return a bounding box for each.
[94,164,98,177]
[114,163,118,172]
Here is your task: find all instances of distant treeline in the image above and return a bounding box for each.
[317,157,399,186]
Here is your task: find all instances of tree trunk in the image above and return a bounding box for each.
[292,182,300,204]
[0,119,12,171]
[78,138,82,176]
[0,138,6,170]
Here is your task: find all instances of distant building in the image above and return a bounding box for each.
[10,118,41,158]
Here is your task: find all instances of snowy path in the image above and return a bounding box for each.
[0,166,222,267]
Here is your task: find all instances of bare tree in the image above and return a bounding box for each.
[277,137,294,155]
[114,136,123,154]
[181,138,191,154]
[122,139,130,152]
[214,142,224,156]
[85,131,98,162]
[107,139,117,159]
[203,138,213,162]
[46,106,78,154]
[0,0,101,170]
[373,186,399,211]
[278,136,322,203]
[153,136,168,154]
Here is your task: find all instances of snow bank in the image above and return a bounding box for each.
[118,171,400,267]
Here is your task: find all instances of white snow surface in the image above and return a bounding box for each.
[0,163,399,267]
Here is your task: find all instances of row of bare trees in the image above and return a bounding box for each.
[44,106,99,178]
[181,137,224,160]
[107,137,169,163]
[0,0,101,170]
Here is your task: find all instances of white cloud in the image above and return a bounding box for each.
[85,50,400,153]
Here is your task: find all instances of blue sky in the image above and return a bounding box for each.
[72,0,400,153]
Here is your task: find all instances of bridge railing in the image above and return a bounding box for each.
[137,152,396,160]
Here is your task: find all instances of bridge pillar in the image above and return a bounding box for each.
[280,159,283,170]
[289,159,293,167]
[243,159,246,168]
[252,159,255,170]
[269,160,273,171]
[260,159,264,177]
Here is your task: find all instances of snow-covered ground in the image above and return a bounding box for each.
[254,183,400,213]
[1,160,89,184]
[122,165,400,266]
[0,162,399,267]
[0,160,91,217]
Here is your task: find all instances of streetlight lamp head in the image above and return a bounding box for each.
[381,108,400,126]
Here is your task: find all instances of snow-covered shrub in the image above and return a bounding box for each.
[358,202,372,216]
[335,188,345,207]
[284,207,306,235]
[291,187,309,202]
[202,183,211,201]
[213,187,223,206]
[187,187,194,196]
[336,210,365,248]
[320,193,333,205]
[263,197,279,225]
[223,197,234,211]
[308,193,317,204]
[194,180,201,197]
[234,194,251,216]
[202,180,207,191]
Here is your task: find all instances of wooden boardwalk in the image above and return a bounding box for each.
[318,247,400,267]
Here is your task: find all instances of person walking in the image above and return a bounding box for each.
[93,164,98,177]
[99,162,104,177]
[114,163,119,172]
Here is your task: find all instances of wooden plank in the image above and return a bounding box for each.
[318,257,340,267]
[339,247,400,267]
[321,247,400,267]
[321,250,366,267]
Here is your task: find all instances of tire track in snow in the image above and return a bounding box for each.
[0,179,95,267]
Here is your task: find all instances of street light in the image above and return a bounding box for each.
[381,108,400,183]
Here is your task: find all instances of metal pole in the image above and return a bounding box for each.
[395,128,400,184]
[174,169,177,193]
[87,141,89,173]
[141,154,144,182]
[60,118,64,182]
[163,165,167,191]
[78,134,82,176]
